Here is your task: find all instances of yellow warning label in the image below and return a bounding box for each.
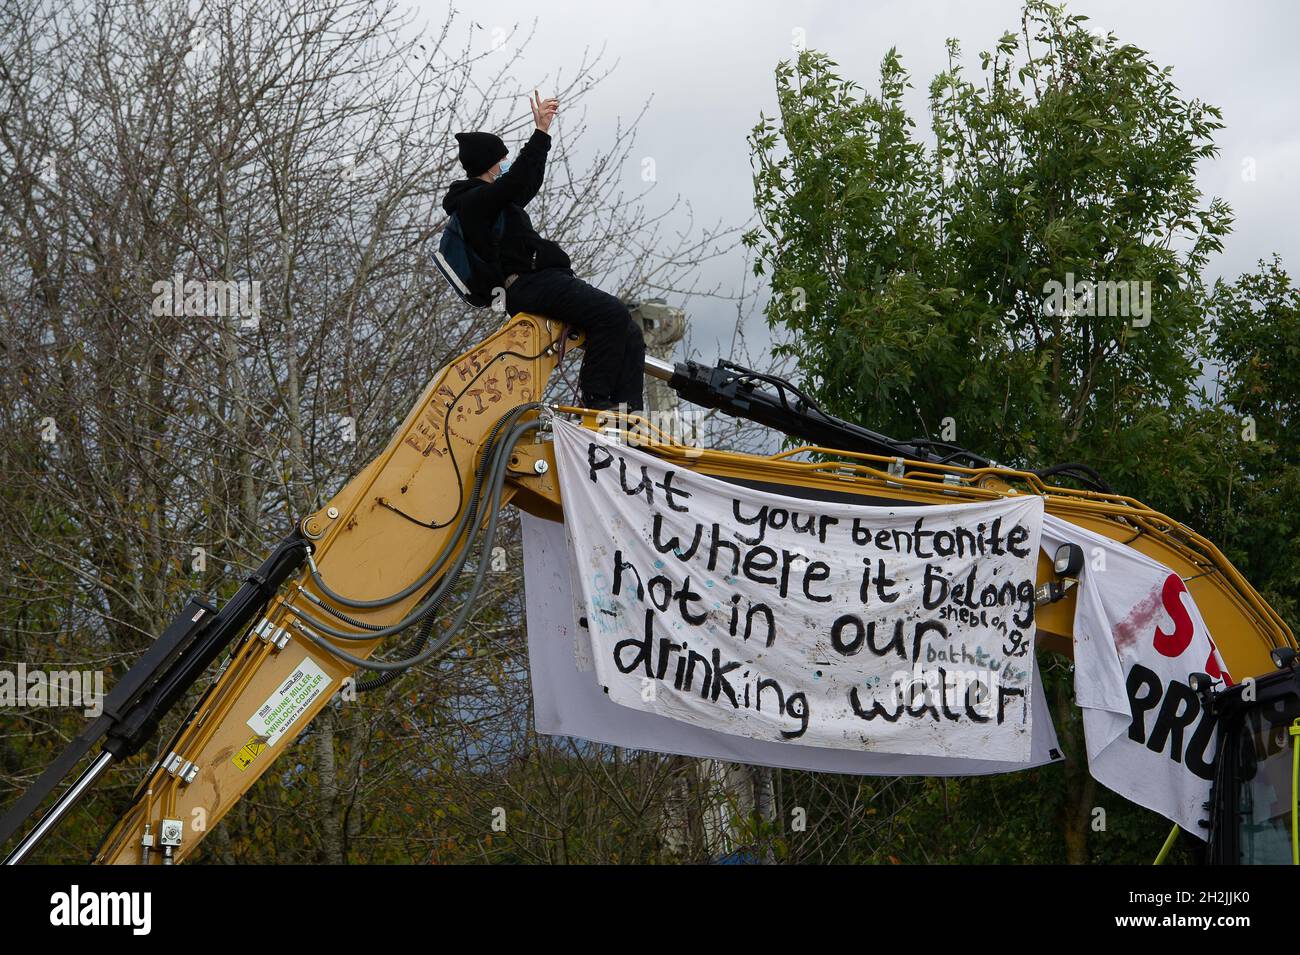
[232,736,267,771]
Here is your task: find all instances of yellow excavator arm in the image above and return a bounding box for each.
[98,314,572,864]
[0,312,1290,864]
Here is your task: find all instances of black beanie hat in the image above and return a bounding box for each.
[455,132,508,177]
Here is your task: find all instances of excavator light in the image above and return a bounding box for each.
[1272,647,1298,670]
[1187,672,1214,694]
[1053,543,1084,577]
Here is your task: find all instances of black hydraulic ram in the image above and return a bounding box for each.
[0,532,309,864]
[645,356,992,469]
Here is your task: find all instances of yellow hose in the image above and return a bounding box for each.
[1291,719,1300,865]
[1153,823,1180,865]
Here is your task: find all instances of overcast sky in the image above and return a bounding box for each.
[425,0,1300,366]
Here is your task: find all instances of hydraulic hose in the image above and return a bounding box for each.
[356,611,435,693]
[284,406,538,643]
[306,403,536,610]
[289,415,542,671]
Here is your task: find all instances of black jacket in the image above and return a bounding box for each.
[441,129,571,287]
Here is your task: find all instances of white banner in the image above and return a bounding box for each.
[522,510,1065,775]
[551,419,1045,761]
[1041,515,1233,837]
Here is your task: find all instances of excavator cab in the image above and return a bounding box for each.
[1207,660,1300,864]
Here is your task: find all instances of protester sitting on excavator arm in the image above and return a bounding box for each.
[442,91,645,412]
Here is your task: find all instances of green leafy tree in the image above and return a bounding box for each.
[746,1,1230,500]
[745,1,1272,863]
[1208,256,1300,624]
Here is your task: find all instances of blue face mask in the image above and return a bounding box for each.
[497,159,511,176]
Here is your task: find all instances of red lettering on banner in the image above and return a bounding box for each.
[1152,573,1194,658]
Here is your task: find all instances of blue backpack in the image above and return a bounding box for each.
[434,210,506,308]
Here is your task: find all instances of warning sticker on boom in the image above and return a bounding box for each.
[232,736,267,771]
[246,657,330,747]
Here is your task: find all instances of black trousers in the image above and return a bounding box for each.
[505,268,646,411]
